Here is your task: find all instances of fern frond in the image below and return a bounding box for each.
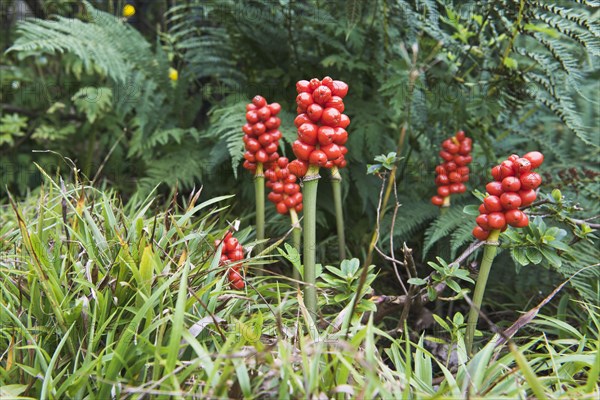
[423,207,467,259]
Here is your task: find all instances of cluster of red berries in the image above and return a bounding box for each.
[214,231,245,289]
[288,77,351,177]
[265,157,303,215]
[242,95,282,173]
[472,151,544,240]
[431,131,473,206]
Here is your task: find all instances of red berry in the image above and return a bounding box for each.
[252,95,266,107]
[437,186,450,197]
[505,209,525,227]
[487,212,507,230]
[514,213,529,227]
[246,103,257,111]
[455,131,466,141]
[229,249,244,261]
[309,150,328,166]
[294,113,311,128]
[296,92,313,110]
[292,140,315,161]
[320,107,341,126]
[501,176,521,192]
[312,85,332,105]
[321,143,342,160]
[478,204,487,214]
[449,171,461,183]
[306,103,324,122]
[264,142,278,154]
[439,151,454,162]
[486,181,504,196]
[246,111,259,124]
[297,123,318,145]
[338,114,350,129]
[431,196,444,206]
[242,123,253,135]
[523,151,544,169]
[332,127,348,145]
[518,189,537,206]
[476,214,490,230]
[277,157,289,168]
[276,201,288,214]
[435,166,447,175]
[317,126,335,146]
[268,102,281,115]
[284,183,299,195]
[309,78,321,90]
[491,166,502,181]
[435,174,449,186]
[288,160,308,177]
[473,226,490,241]
[268,192,283,203]
[325,96,345,112]
[484,195,503,212]
[332,80,349,98]
[296,80,311,93]
[500,160,516,178]
[520,172,542,190]
[245,138,261,153]
[514,158,532,174]
[225,237,239,252]
[257,106,271,121]
[500,192,522,210]
[265,116,280,130]
[272,182,284,193]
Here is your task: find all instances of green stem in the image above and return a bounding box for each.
[465,229,500,354]
[254,163,265,275]
[440,196,450,216]
[303,165,320,321]
[289,208,301,282]
[331,167,346,260]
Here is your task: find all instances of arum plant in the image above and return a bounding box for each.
[264,157,304,281]
[289,77,350,319]
[466,151,545,353]
[242,95,283,262]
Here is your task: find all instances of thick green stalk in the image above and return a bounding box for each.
[331,167,346,260]
[254,163,265,274]
[303,165,320,320]
[289,209,301,282]
[440,196,450,216]
[465,229,500,354]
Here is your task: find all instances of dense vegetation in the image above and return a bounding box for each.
[1,0,598,398]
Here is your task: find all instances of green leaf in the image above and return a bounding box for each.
[72,86,113,123]
[407,277,427,286]
[512,247,530,266]
[526,247,543,265]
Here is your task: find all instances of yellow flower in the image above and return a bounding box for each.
[122,4,135,18]
[169,67,178,81]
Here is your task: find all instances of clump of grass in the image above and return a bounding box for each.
[0,169,597,399]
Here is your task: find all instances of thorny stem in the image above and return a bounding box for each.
[465,229,500,354]
[254,163,265,275]
[331,167,346,260]
[303,165,320,321]
[289,208,301,282]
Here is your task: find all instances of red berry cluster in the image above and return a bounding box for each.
[288,77,350,177]
[265,157,303,215]
[431,131,473,206]
[242,95,282,173]
[473,151,544,240]
[214,231,245,289]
